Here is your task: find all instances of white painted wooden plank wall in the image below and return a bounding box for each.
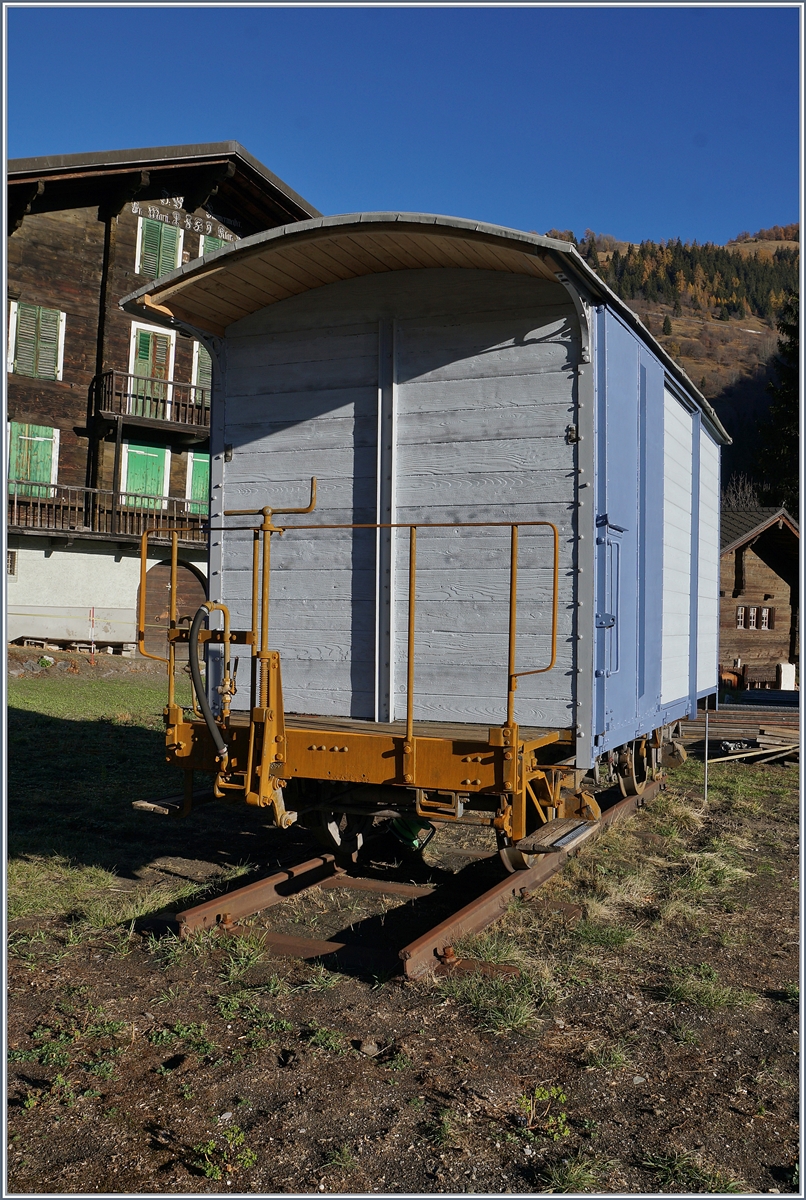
[697,430,720,693]
[394,300,577,727]
[219,269,578,725]
[661,390,693,705]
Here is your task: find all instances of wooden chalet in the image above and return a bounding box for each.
[6,142,318,651]
[719,507,799,690]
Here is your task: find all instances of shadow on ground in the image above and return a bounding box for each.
[7,705,314,881]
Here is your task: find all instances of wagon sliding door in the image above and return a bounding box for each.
[592,312,664,753]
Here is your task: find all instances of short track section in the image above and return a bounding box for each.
[173,781,662,980]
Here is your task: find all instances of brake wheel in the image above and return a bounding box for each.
[617,738,649,797]
[496,830,539,873]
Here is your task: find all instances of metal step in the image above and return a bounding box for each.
[131,789,215,817]
[515,817,597,855]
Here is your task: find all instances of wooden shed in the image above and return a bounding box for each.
[719,506,799,689]
[122,213,730,770]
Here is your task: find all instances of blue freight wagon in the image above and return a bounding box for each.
[123,214,729,868]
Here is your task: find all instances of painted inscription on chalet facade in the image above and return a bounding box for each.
[130,197,236,242]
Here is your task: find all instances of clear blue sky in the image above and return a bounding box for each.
[6,5,801,245]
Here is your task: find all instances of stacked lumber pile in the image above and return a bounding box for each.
[678,711,799,764]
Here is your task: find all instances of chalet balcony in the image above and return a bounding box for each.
[92,370,210,441]
[8,480,208,546]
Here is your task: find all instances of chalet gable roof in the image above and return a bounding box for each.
[119,211,730,445]
[721,507,799,555]
[7,141,320,236]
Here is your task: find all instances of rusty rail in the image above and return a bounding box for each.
[172,781,661,976]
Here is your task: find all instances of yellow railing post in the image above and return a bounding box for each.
[168,530,178,708]
[406,526,417,746]
[259,507,272,708]
[507,524,519,727]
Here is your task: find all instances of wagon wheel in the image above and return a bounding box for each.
[302,811,375,860]
[496,831,539,873]
[617,738,649,798]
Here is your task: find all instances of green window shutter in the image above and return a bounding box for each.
[36,307,61,379]
[9,422,54,496]
[139,219,162,278]
[202,235,226,255]
[157,223,179,276]
[131,330,171,416]
[124,443,166,509]
[13,305,62,379]
[13,303,38,377]
[133,329,152,377]
[195,344,212,402]
[152,332,171,379]
[188,452,210,514]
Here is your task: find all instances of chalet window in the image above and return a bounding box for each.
[185,450,210,515]
[8,421,60,496]
[135,217,183,279]
[192,342,212,405]
[121,442,170,510]
[127,324,176,418]
[748,607,757,630]
[199,234,227,256]
[736,607,745,629]
[760,607,774,630]
[7,550,18,578]
[7,301,66,380]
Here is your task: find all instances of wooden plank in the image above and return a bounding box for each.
[228,352,378,394]
[396,437,571,476]
[229,323,377,369]
[517,818,596,853]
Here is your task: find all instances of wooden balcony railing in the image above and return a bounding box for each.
[92,370,211,428]
[8,481,208,544]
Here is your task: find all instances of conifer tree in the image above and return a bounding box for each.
[758,291,799,512]
[662,315,672,336]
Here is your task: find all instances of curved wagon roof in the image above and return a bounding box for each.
[121,211,730,443]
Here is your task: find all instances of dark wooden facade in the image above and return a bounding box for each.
[7,143,319,545]
[719,508,799,688]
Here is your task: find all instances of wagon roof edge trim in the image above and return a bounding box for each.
[119,211,730,444]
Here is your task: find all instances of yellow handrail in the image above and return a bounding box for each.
[146,515,560,733]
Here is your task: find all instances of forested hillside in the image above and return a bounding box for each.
[594,239,797,321]
[545,224,799,322]
[542,224,799,506]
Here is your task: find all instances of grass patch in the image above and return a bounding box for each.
[584,1039,633,1071]
[435,969,542,1033]
[6,674,234,931]
[425,1107,455,1147]
[219,931,266,982]
[324,1146,357,1172]
[541,1151,615,1192]
[643,1149,747,1192]
[306,1025,344,1053]
[451,928,533,970]
[574,920,636,949]
[663,963,755,1010]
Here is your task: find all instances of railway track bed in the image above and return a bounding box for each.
[163,784,659,980]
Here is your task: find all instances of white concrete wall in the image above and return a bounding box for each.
[7,539,207,644]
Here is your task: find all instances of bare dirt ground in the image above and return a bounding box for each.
[6,660,801,1194]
